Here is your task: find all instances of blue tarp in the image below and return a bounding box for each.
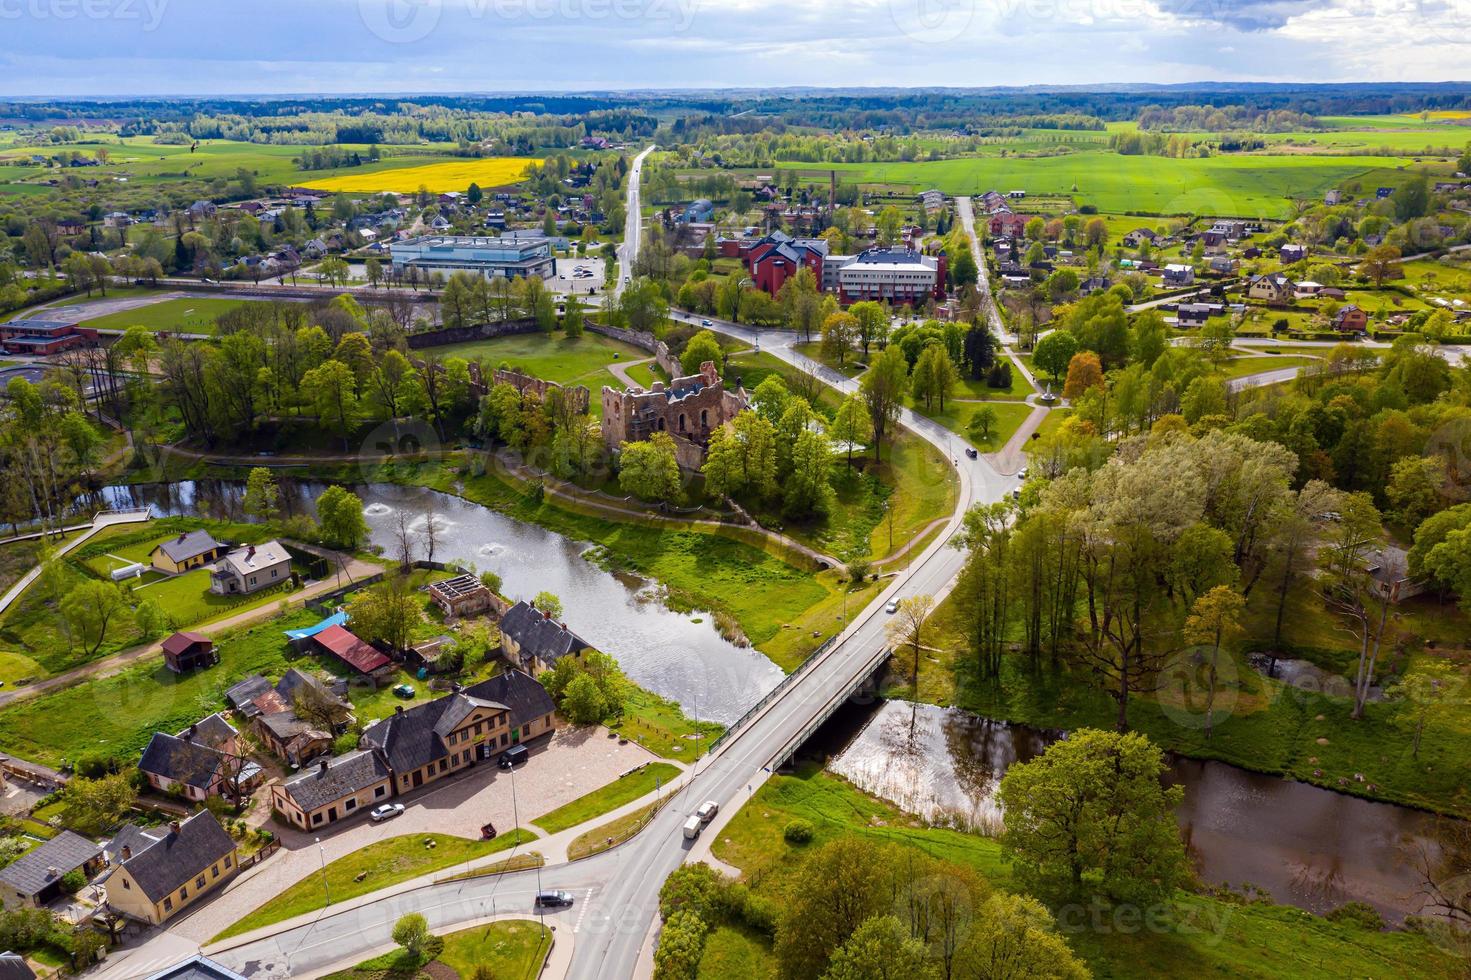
[283,609,348,641]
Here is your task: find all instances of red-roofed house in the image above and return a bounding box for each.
[313,625,393,677]
[160,632,216,673]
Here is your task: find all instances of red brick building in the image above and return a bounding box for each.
[0,318,98,356]
[746,232,829,295]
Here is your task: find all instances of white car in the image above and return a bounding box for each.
[700,318,712,326]
[369,803,404,823]
[696,800,719,823]
[885,600,899,614]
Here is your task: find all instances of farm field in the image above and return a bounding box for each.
[804,152,1434,218]
[301,156,537,194]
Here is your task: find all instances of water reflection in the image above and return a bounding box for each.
[828,700,1443,921]
[93,481,784,725]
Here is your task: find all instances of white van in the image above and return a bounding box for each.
[682,815,703,840]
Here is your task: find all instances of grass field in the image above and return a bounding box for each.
[1215,354,1319,380]
[804,152,1433,219]
[702,764,1461,980]
[432,330,648,397]
[80,297,252,335]
[323,920,551,980]
[301,157,537,194]
[531,762,681,833]
[215,830,538,942]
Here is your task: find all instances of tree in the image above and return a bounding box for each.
[821,915,930,980]
[134,598,168,639]
[911,345,958,413]
[61,579,128,659]
[830,394,873,469]
[774,838,899,980]
[998,729,1187,906]
[242,467,280,522]
[59,773,135,836]
[885,595,936,694]
[316,485,369,549]
[968,406,998,444]
[1359,244,1401,287]
[957,894,1090,980]
[562,672,611,725]
[784,428,834,518]
[848,301,888,358]
[820,312,858,366]
[300,359,360,450]
[347,577,419,651]
[860,347,908,462]
[653,909,709,980]
[619,433,681,502]
[702,411,778,502]
[392,913,432,959]
[534,591,564,620]
[1181,585,1245,740]
[1061,351,1104,401]
[1317,492,1391,719]
[1031,330,1078,385]
[680,330,724,375]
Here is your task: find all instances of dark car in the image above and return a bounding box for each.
[534,890,574,909]
[964,448,978,459]
[498,745,529,770]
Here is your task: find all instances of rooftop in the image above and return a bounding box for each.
[0,831,102,897]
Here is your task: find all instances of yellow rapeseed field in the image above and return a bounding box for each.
[301,157,535,194]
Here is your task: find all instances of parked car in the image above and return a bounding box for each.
[682,815,703,840]
[369,803,404,823]
[885,600,899,614]
[498,745,529,770]
[534,890,574,909]
[696,801,718,823]
[1017,467,1029,479]
[392,684,415,699]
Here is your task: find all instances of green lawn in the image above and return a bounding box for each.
[79,297,252,335]
[567,799,662,860]
[531,762,681,833]
[320,919,551,980]
[613,684,724,758]
[214,830,538,942]
[623,359,670,388]
[908,396,1033,452]
[703,765,1460,980]
[0,607,315,768]
[431,331,650,391]
[1215,355,1319,380]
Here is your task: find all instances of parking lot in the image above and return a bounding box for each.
[550,256,606,300]
[170,725,659,942]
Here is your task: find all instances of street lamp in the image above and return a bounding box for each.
[314,837,330,907]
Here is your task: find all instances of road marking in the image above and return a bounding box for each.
[572,886,597,934]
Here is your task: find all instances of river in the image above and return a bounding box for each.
[818,699,1444,923]
[91,480,784,726]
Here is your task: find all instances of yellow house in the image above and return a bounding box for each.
[104,811,239,925]
[149,530,225,575]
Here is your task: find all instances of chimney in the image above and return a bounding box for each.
[177,533,187,543]
[120,845,132,862]
[319,758,329,774]
[395,705,405,715]
[187,723,197,739]
[246,545,255,559]
[168,821,181,836]
[451,682,462,694]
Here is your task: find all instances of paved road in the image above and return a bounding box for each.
[203,323,1013,980]
[955,196,1010,343]
[614,145,655,298]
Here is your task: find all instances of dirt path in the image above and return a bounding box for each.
[0,557,381,709]
[988,405,1050,476]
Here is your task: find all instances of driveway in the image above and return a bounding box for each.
[169,725,658,943]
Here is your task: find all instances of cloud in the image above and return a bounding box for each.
[1152,0,1336,30]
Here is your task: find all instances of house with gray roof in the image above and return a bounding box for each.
[0,952,35,980]
[143,955,246,980]
[362,671,555,797]
[137,730,261,802]
[498,600,590,675]
[149,530,224,575]
[270,749,394,831]
[0,831,105,909]
[103,811,238,925]
[209,540,292,595]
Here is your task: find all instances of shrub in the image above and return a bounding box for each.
[783,819,814,845]
[1327,901,1385,931]
[59,870,86,894]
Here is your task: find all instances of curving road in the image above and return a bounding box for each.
[187,191,1017,980]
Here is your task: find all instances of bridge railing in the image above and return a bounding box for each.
[768,647,892,770]
[705,634,838,755]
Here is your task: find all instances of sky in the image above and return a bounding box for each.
[0,0,1467,97]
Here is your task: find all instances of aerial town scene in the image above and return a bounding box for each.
[0,2,1470,979]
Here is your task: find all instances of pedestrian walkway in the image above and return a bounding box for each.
[0,508,152,617]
